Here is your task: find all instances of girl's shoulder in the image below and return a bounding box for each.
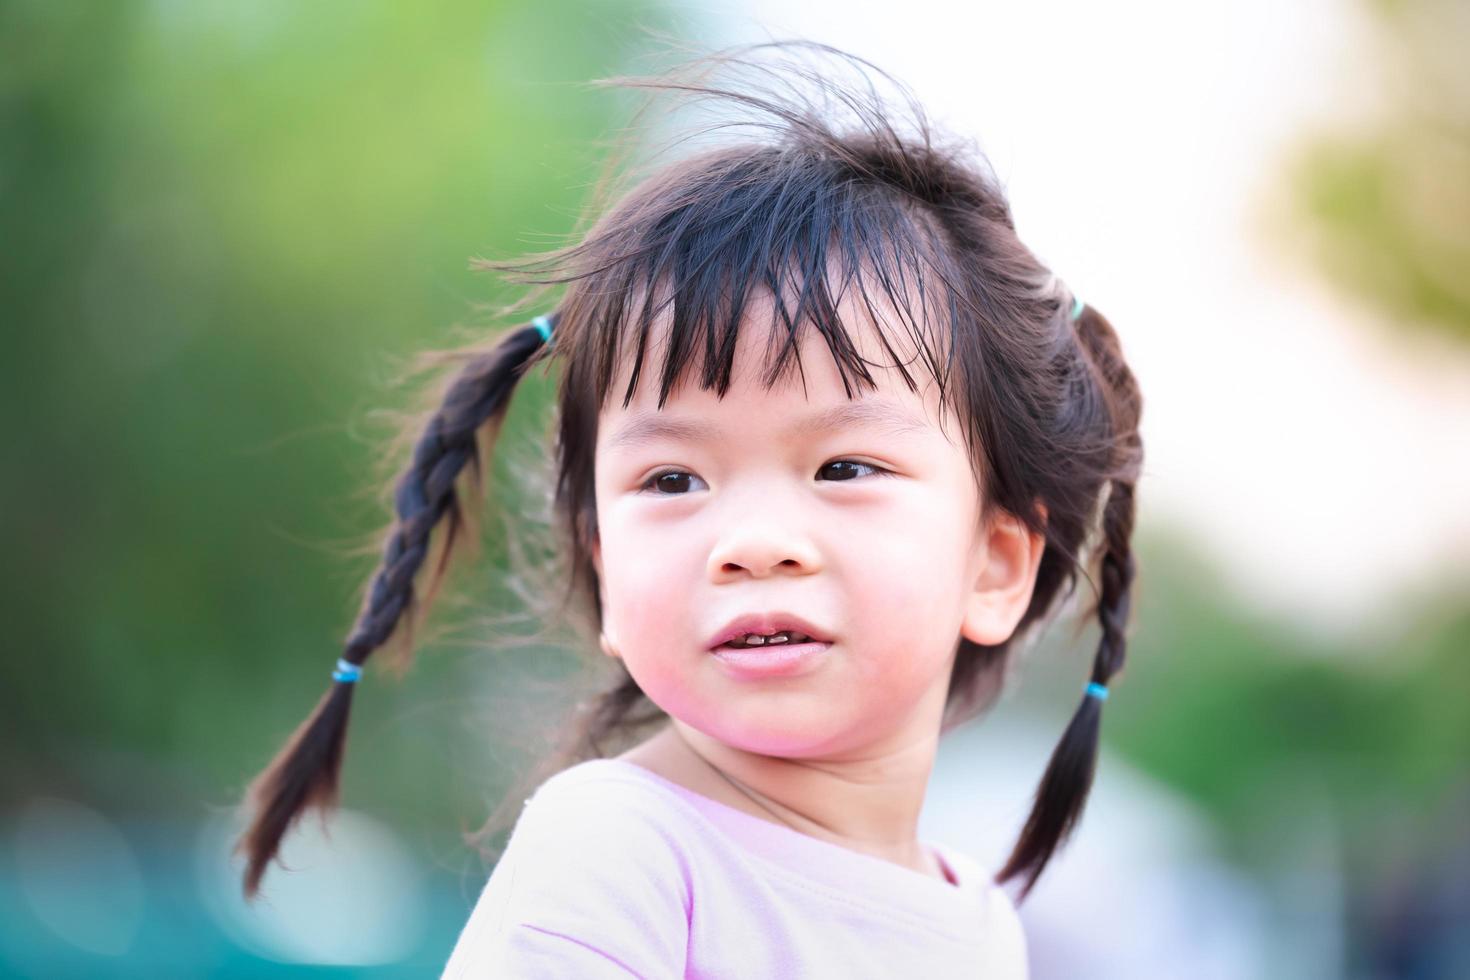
[440,760,695,978]
[508,757,705,873]
[929,842,1030,969]
[520,756,702,831]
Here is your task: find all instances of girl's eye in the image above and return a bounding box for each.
[639,470,707,495]
[637,459,889,495]
[818,459,887,482]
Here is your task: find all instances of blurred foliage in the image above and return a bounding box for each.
[1117,533,1469,881]
[1276,0,1470,345]
[0,0,672,825]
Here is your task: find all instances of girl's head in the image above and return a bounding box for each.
[588,280,1044,763]
[236,39,1143,906]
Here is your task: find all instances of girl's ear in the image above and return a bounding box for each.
[960,505,1047,646]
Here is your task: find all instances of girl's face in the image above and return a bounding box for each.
[591,292,1036,760]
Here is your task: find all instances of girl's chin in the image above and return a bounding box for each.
[676,713,853,760]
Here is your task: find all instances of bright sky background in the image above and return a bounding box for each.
[654,0,1470,643]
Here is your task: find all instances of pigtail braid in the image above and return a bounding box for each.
[995,300,1144,902]
[233,313,559,901]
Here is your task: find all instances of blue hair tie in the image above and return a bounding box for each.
[1085,681,1108,701]
[532,314,553,344]
[1070,296,1085,322]
[332,658,363,684]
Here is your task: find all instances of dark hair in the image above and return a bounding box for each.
[235,38,1143,906]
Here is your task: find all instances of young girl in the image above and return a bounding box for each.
[235,39,1143,977]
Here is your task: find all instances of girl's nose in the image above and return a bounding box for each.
[706,523,823,580]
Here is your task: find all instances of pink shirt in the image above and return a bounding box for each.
[440,758,1029,978]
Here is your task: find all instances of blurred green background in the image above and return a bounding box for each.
[2,0,1466,977]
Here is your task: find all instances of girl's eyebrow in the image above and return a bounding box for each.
[604,399,931,453]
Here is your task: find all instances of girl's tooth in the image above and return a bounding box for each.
[730,629,816,647]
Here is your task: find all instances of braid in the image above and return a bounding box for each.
[994,299,1144,902]
[234,313,558,901]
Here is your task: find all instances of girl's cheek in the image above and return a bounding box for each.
[610,560,685,634]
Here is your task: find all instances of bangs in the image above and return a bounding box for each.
[576,147,962,422]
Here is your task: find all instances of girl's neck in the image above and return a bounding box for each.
[616,719,946,881]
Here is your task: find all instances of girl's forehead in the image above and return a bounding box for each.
[595,291,960,449]
[600,284,947,417]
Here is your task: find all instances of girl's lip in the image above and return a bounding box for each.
[709,640,832,678]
